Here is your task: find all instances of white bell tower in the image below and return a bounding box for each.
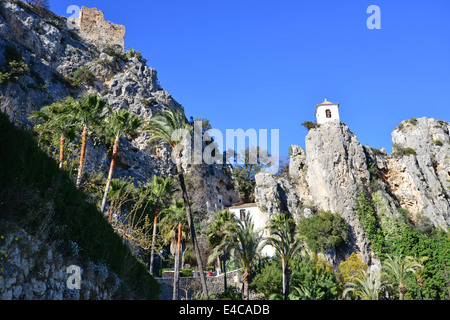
[314,99,340,125]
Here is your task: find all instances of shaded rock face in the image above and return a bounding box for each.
[254,172,301,222]
[385,117,450,230]
[304,122,372,264]
[287,145,310,201]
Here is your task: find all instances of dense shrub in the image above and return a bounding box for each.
[0,44,29,85]
[301,121,319,130]
[252,254,339,300]
[296,210,349,253]
[354,188,450,300]
[70,66,95,87]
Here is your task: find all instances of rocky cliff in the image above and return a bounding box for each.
[255,119,450,266]
[0,0,239,214]
[0,0,238,299]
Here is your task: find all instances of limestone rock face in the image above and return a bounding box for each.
[304,122,372,263]
[385,117,450,230]
[287,145,310,201]
[254,172,301,221]
[0,1,236,215]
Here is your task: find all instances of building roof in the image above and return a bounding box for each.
[314,98,340,116]
[228,202,258,209]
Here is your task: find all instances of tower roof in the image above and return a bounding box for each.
[314,98,340,115]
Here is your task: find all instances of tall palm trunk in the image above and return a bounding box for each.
[149,199,160,275]
[242,269,250,300]
[101,135,120,213]
[399,283,406,300]
[282,254,287,300]
[176,159,209,300]
[109,203,114,223]
[222,258,227,294]
[173,221,182,300]
[76,124,88,188]
[59,130,66,169]
[417,276,424,300]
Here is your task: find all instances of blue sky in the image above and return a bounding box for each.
[51,0,450,156]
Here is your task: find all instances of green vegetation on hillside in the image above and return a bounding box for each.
[0,111,160,299]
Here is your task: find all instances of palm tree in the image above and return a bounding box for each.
[107,179,135,223]
[30,97,78,169]
[343,268,391,300]
[145,107,209,299]
[213,214,264,300]
[100,107,143,213]
[161,199,190,300]
[412,256,428,300]
[147,176,178,275]
[207,209,236,295]
[382,254,424,300]
[264,212,301,300]
[72,94,106,188]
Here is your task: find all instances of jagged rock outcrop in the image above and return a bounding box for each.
[287,145,310,201]
[0,0,238,214]
[303,122,372,264]
[384,117,450,230]
[254,172,301,221]
[279,118,450,267]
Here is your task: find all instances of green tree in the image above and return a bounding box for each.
[343,268,391,300]
[147,176,178,275]
[207,209,236,295]
[145,107,209,299]
[252,260,283,298]
[338,252,368,284]
[161,199,190,300]
[296,210,348,253]
[213,214,264,300]
[264,212,301,300]
[107,179,135,222]
[382,254,424,300]
[100,107,143,213]
[71,95,106,188]
[30,97,78,169]
[230,146,271,203]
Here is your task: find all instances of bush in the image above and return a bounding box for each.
[70,66,95,87]
[180,268,194,277]
[296,210,349,253]
[434,140,443,147]
[404,147,416,156]
[23,0,50,10]
[125,47,148,65]
[0,44,29,85]
[301,121,318,130]
[338,252,368,284]
[392,144,416,157]
[408,118,418,126]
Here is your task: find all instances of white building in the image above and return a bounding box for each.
[227,203,276,257]
[314,98,340,125]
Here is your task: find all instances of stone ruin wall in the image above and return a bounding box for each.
[78,6,126,49]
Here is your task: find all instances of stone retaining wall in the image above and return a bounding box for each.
[156,269,243,300]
